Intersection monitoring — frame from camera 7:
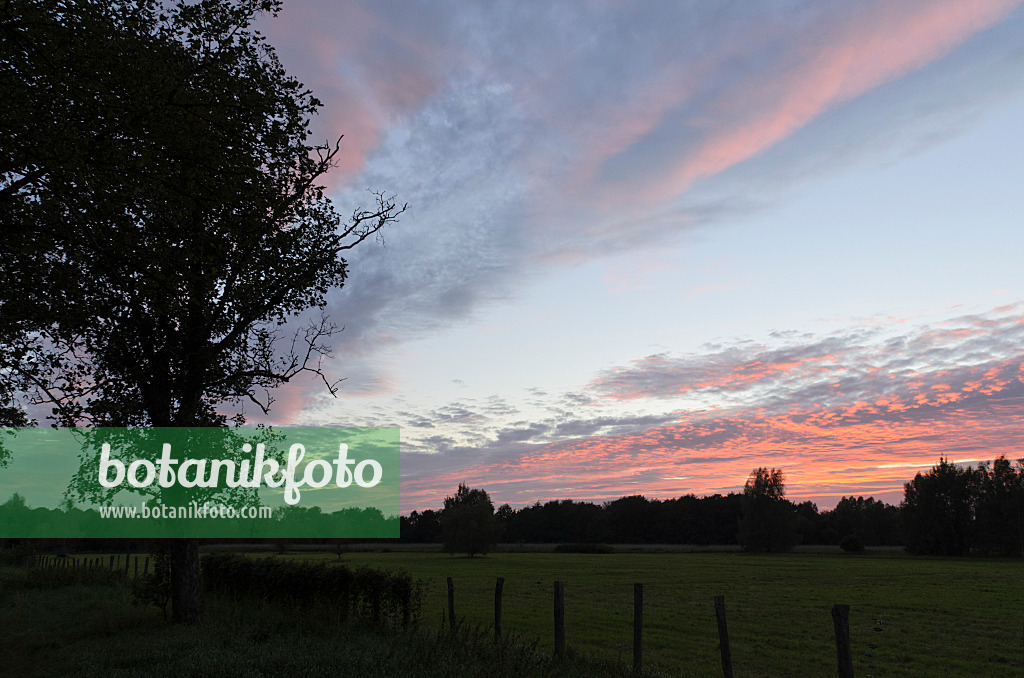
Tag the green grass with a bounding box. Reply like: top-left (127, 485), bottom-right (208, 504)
top-left (0, 563), bottom-right (647, 678)
top-left (280, 549), bottom-right (1024, 677)
top-left (3, 550), bottom-right (1023, 676)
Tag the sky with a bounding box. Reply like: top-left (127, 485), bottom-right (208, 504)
top-left (251, 0), bottom-right (1024, 513)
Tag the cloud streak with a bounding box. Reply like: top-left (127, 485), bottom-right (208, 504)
top-left (255, 2), bottom-right (1024, 397)
top-left (396, 306), bottom-right (1024, 510)
top-left (247, 3), bottom-right (1024, 513)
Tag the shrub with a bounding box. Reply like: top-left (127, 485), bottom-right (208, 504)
top-left (0, 541), bottom-right (36, 566)
top-left (840, 534), bottom-right (865, 553)
top-left (202, 553), bottom-right (422, 628)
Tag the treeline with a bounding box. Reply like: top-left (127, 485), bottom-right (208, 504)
top-left (401, 492), bottom-right (901, 548)
top-left (902, 456), bottom-right (1024, 556)
top-left (405, 455), bottom-right (1024, 557)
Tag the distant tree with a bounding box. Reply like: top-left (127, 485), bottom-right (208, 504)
top-left (441, 484), bottom-right (500, 556)
top-left (900, 458), bottom-right (981, 556)
top-left (737, 468), bottom-right (798, 552)
top-left (792, 500), bottom-right (825, 545)
top-left (494, 502), bottom-right (514, 542)
top-left (825, 496), bottom-right (901, 547)
top-left (974, 456), bottom-right (1024, 557)
top-left (401, 509), bottom-right (442, 543)
top-left (0, 0), bottom-right (402, 623)
top-left (1, 492), bottom-right (27, 509)
top-left (696, 493), bottom-right (744, 545)
top-left (604, 495), bottom-right (654, 543)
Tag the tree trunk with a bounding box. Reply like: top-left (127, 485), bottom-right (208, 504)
top-left (169, 538), bottom-right (204, 623)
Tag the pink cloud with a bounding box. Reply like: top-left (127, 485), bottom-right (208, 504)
top-left (584, 0), bottom-right (1022, 204)
top-left (261, 1), bottom-right (451, 186)
top-left (401, 308), bottom-right (1024, 512)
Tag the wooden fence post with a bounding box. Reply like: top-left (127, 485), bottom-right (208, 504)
top-left (714, 595), bottom-right (734, 678)
top-left (143, 556), bottom-right (149, 576)
top-left (446, 576), bottom-right (456, 632)
top-left (554, 580), bottom-right (565, 656)
top-left (124, 550), bottom-right (131, 576)
top-left (494, 577), bottom-right (505, 641)
top-left (108, 554), bottom-right (115, 570)
top-left (832, 604), bottom-right (854, 678)
top-left (633, 583), bottom-right (643, 673)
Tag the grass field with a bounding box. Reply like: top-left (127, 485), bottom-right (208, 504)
top-left (2, 549), bottom-right (1023, 676)
top-left (283, 549), bottom-right (1024, 677)
top-left (0, 562), bottom-right (637, 678)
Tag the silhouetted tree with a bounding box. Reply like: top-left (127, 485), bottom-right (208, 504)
top-left (0, 0), bottom-right (402, 622)
top-left (793, 500), bottom-right (825, 545)
top-left (401, 509), bottom-right (442, 543)
top-left (737, 467), bottom-right (798, 552)
top-left (974, 456), bottom-right (1024, 557)
top-left (825, 496), bottom-right (901, 547)
top-left (441, 484), bottom-right (500, 556)
top-left (901, 458), bottom-right (981, 555)
top-left (605, 495), bottom-right (654, 543)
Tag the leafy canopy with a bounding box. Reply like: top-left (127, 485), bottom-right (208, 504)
top-left (0, 0), bottom-right (404, 429)
top-left (1, 0), bottom-right (404, 623)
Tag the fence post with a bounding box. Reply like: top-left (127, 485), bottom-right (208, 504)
top-left (714, 595), bottom-right (734, 678)
top-left (108, 554), bottom-right (115, 570)
top-left (832, 604), bottom-right (854, 678)
top-left (143, 556), bottom-right (149, 576)
top-left (554, 580), bottom-right (565, 656)
top-left (495, 577), bottom-right (505, 641)
top-left (633, 583), bottom-right (643, 673)
top-left (446, 576), bottom-right (456, 632)
top-left (124, 550), bottom-right (131, 576)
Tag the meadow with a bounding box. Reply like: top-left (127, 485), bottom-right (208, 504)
top-left (291, 548), bottom-right (1024, 677)
top-left (1, 548), bottom-right (1022, 677)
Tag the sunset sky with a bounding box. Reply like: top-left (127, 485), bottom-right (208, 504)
top-left (251, 1), bottom-right (1024, 513)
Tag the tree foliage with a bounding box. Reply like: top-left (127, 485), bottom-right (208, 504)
top-left (2, 0), bottom-right (403, 428)
top-left (737, 467), bottom-right (798, 552)
top-left (900, 457), bottom-right (980, 556)
top-left (901, 456), bottom-right (1024, 556)
top-left (825, 496), bottom-right (901, 547)
top-left (441, 484), bottom-right (500, 557)
top-left (1, 0), bottom-right (402, 622)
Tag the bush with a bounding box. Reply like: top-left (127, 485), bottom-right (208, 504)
top-left (202, 553), bottom-right (422, 628)
top-left (553, 543), bottom-right (615, 554)
top-left (0, 540), bottom-right (37, 566)
top-left (840, 534), bottom-right (865, 553)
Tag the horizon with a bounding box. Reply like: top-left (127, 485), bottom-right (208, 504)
top-left (238, 1), bottom-right (1024, 514)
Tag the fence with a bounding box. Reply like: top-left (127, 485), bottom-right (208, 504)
top-left (33, 552), bottom-right (152, 578)
top-left (444, 574), bottom-right (866, 677)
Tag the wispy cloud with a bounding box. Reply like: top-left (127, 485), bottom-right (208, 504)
top-left (248, 3), bottom-right (1024, 512)
top-left (394, 306), bottom-right (1024, 510)
top-left (255, 1), bottom-right (1024, 399)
